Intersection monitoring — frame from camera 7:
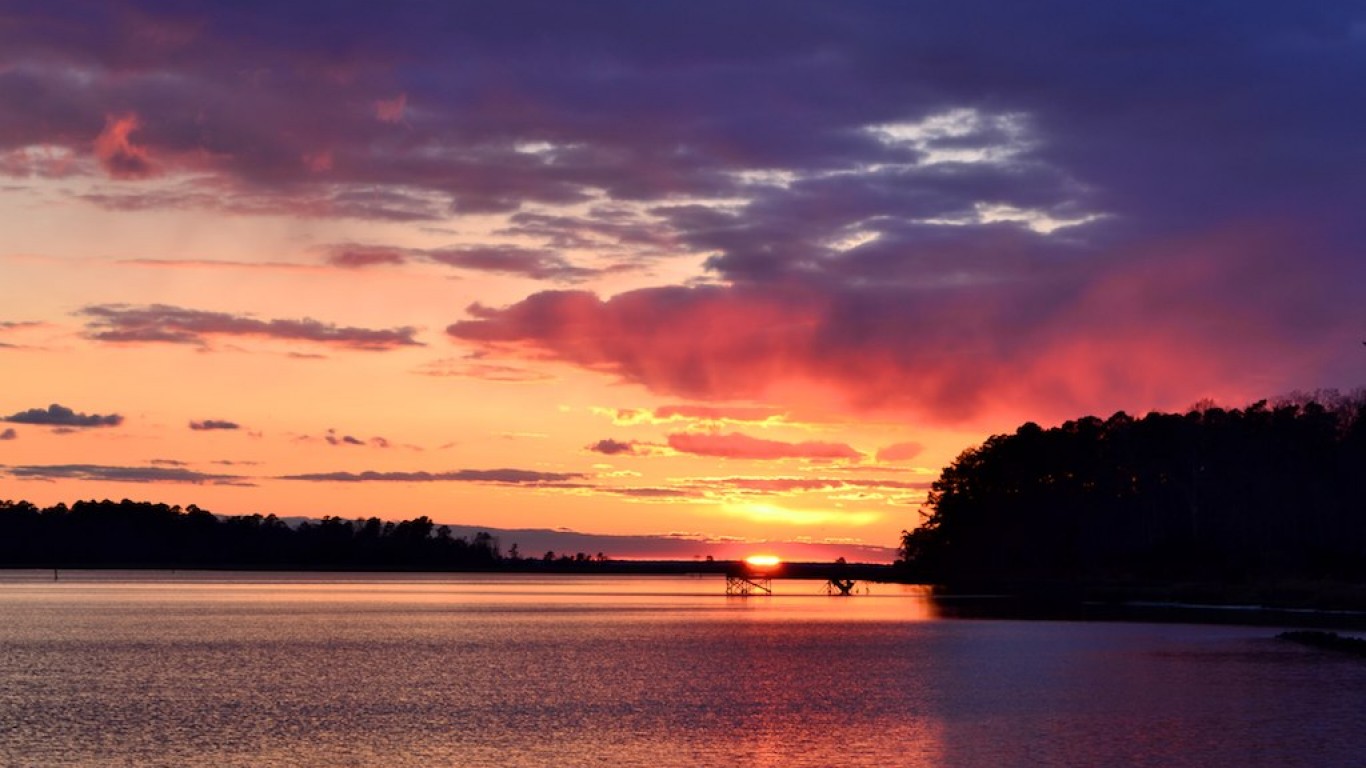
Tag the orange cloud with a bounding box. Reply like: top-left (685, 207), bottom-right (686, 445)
top-left (876, 441), bottom-right (924, 462)
top-left (93, 113), bottom-right (158, 179)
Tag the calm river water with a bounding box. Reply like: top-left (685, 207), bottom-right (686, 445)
top-left (1, 571), bottom-right (1364, 767)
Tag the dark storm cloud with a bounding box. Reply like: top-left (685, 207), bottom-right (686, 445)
top-left (78, 304), bottom-right (421, 350)
top-left (4, 403), bottom-right (123, 428)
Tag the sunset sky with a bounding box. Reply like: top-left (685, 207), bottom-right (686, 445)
top-left (2, 2), bottom-right (1363, 561)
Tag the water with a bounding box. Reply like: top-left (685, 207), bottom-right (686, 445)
top-left (1, 571), bottom-right (1364, 767)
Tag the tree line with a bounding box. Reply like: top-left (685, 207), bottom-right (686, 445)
top-left (0, 499), bottom-right (509, 570)
top-left (901, 391), bottom-right (1366, 588)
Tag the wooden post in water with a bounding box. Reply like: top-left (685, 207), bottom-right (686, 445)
top-left (827, 577), bottom-right (857, 596)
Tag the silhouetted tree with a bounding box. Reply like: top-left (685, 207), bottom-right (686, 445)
top-left (902, 391), bottom-right (1366, 587)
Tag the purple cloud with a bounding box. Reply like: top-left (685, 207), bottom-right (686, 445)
top-left (279, 468), bottom-right (584, 484)
top-left (4, 403), bottom-right (123, 428)
top-left (587, 438), bottom-right (640, 456)
top-left (326, 247), bottom-right (408, 268)
top-left (1, 464), bottom-right (252, 486)
top-left (78, 304), bottom-right (421, 351)
top-left (0, 428), bottom-right (15, 440)
top-left (190, 419), bottom-right (240, 431)
top-left (324, 243), bottom-right (605, 283)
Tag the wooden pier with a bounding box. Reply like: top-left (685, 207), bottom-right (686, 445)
top-left (724, 558), bottom-right (889, 596)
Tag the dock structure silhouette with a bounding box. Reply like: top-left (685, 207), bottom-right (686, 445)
top-left (725, 559), bottom-right (882, 596)
top-left (725, 562), bottom-right (773, 596)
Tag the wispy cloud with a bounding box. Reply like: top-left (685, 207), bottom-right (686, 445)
top-left (78, 304), bottom-right (422, 351)
top-left (2, 464), bottom-right (252, 486)
top-left (324, 243), bottom-right (609, 283)
top-left (414, 354), bottom-right (553, 382)
top-left (278, 468), bottom-right (584, 484)
top-left (0, 428), bottom-right (16, 440)
top-left (666, 432), bottom-right (862, 461)
top-left (318, 428), bottom-right (389, 448)
top-left (876, 442), bottom-right (925, 462)
top-left (4, 404), bottom-right (123, 428)
top-left (602, 405), bottom-right (790, 427)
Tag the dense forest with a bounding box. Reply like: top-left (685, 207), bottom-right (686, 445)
top-left (0, 499), bottom-right (510, 570)
top-left (901, 392), bottom-right (1366, 589)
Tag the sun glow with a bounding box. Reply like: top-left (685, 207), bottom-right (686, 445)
top-left (744, 554), bottom-right (782, 569)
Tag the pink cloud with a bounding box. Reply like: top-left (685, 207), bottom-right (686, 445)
top-left (449, 221), bottom-right (1342, 428)
top-left (667, 432), bottom-right (862, 461)
top-left (93, 113), bottom-right (158, 179)
top-left (375, 93), bottom-right (407, 123)
top-left (301, 149), bottom-right (333, 172)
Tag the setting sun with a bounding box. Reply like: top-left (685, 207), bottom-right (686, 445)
top-left (744, 554), bottom-right (782, 569)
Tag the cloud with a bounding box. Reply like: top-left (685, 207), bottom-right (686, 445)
top-left (93, 113), bottom-right (158, 179)
top-left (602, 405), bottom-right (789, 426)
top-left (1, 464), bottom-right (252, 486)
top-left (414, 354), bottom-right (553, 382)
top-left (0, 428), bottom-right (15, 440)
top-left (278, 468), bottom-right (584, 484)
top-left (652, 405), bottom-right (786, 423)
top-left (78, 304), bottom-right (421, 351)
top-left (375, 92), bottom-right (407, 123)
top-left (318, 429), bottom-right (389, 448)
top-left (605, 487), bottom-right (694, 499)
top-left (425, 246), bottom-right (602, 283)
top-left (876, 442), bottom-right (925, 462)
top-left (666, 432), bottom-right (862, 461)
top-left (449, 230), bottom-right (1334, 424)
top-left (4, 403), bottom-right (123, 428)
top-left (587, 438), bottom-right (641, 456)
top-left (189, 419), bottom-right (240, 431)
top-left (326, 247), bottom-right (407, 268)
top-left (324, 243), bottom-right (604, 283)
top-left (4, 2), bottom-right (1364, 426)
top-left (697, 476), bottom-right (932, 494)
top-left (118, 259), bottom-right (321, 273)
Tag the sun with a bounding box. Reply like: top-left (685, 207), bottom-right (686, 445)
top-left (744, 554), bottom-right (782, 570)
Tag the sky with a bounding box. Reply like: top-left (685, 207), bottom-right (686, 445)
top-left (2, 1), bottom-right (1364, 562)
